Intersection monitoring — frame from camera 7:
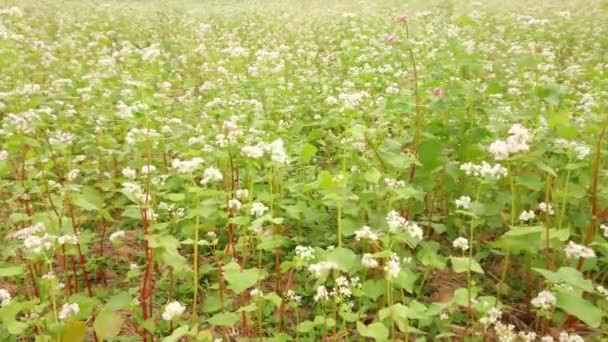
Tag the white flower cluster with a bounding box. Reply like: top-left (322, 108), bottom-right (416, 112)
top-left (314, 285), bottom-right (329, 302)
top-left (235, 189), bottom-right (249, 200)
top-left (460, 161), bottom-right (508, 179)
top-left (286, 290), bottom-right (301, 304)
top-left (57, 235), bottom-right (79, 245)
top-left (295, 245), bottom-right (315, 261)
top-left (354, 225), bottom-right (379, 241)
top-left (0, 289), bottom-right (11, 306)
top-left (109, 230), bottom-right (125, 242)
top-left (122, 181), bottom-right (148, 203)
top-left (250, 202), bottom-right (269, 217)
top-left (384, 178), bottom-right (405, 188)
top-left (171, 157), bottom-right (204, 174)
top-left (531, 290), bottom-right (556, 310)
top-left (385, 211), bottom-right (423, 240)
top-left (479, 307), bottom-right (502, 326)
top-left (452, 237), bottom-right (469, 251)
top-left (455, 196), bottom-right (471, 209)
top-left (361, 253), bottom-right (379, 268)
top-left (538, 202), bottom-right (555, 215)
top-left (200, 166), bottom-right (223, 185)
top-left (241, 138), bottom-right (288, 165)
top-left (384, 252), bottom-right (401, 279)
top-left (554, 139), bottom-right (591, 160)
top-left (162, 300), bottom-right (186, 321)
top-left (121, 167), bottom-right (136, 179)
top-left (59, 303), bottom-right (80, 320)
top-left (557, 332), bottom-right (585, 342)
top-left (308, 261), bottom-right (337, 277)
top-left (228, 199), bottom-right (241, 210)
top-left (519, 210), bottom-right (536, 222)
top-left (564, 241), bottom-right (595, 259)
top-left (600, 223), bottom-right (608, 238)
top-left (14, 223), bottom-right (56, 254)
top-left (488, 124), bottom-right (531, 160)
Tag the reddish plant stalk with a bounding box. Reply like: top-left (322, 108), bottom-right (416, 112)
top-left (67, 199), bottom-right (93, 297)
top-left (577, 126), bottom-right (607, 271)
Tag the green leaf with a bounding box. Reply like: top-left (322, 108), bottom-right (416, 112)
top-left (165, 193), bottom-right (185, 202)
top-left (208, 312), bottom-right (240, 327)
top-left (61, 321), bottom-right (87, 342)
top-left (300, 143), bottom-right (317, 164)
top-left (417, 241), bottom-right (446, 269)
top-left (450, 256), bottom-right (484, 274)
top-left (0, 266), bottom-right (24, 277)
top-left (71, 193), bottom-right (98, 211)
top-left (363, 168), bottom-right (381, 184)
top-left (556, 291), bottom-right (603, 328)
top-left (297, 320), bottom-right (316, 333)
top-left (162, 324), bottom-right (190, 342)
top-left (326, 247), bottom-right (359, 273)
top-left (94, 308), bottom-right (123, 340)
top-left (532, 267), bottom-right (593, 292)
top-left (224, 263), bottom-right (260, 294)
top-left (356, 321), bottom-right (389, 342)
top-left (418, 140), bottom-right (442, 170)
top-left (362, 279), bottom-right (386, 301)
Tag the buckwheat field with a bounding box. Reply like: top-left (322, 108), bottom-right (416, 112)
top-left (0, 0), bottom-right (607, 341)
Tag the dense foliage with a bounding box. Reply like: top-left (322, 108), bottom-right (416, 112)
top-left (0, 0), bottom-right (607, 340)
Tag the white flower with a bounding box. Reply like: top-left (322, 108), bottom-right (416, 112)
top-left (57, 235), bottom-right (78, 245)
top-left (23, 234), bottom-right (54, 254)
top-left (141, 165), bottom-right (156, 175)
top-left (531, 290), bottom-right (556, 310)
top-left (0, 289), bottom-right (11, 306)
top-left (479, 307), bottom-right (502, 326)
top-left (308, 261), bottom-right (337, 277)
top-left (228, 199), bottom-right (242, 210)
top-left (354, 225), bottom-right (379, 241)
top-left (600, 224), bottom-right (608, 238)
top-left (488, 140), bottom-right (510, 160)
top-left (161, 301), bottom-right (186, 321)
top-left (460, 161), bottom-right (508, 179)
top-left (267, 138), bottom-right (288, 165)
top-left (250, 288), bottom-right (263, 298)
top-left (597, 285), bottom-right (608, 298)
top-left (494, 322), bottom-right (516, 342)
top-left (59, 303), bottom-right (80, 320)
top-left (313, 286), bottom-right (329, 302)
top-left (109, 230), bottom-right (125, 242)
top-left (286, 290), bottom-right (301, 304)
top-left (538, 202), bottom-right (555, 215)
top-left (558, 332), bottom-right (584, 342)
top-left (361, 254), bottom-right (379, 268)
top-left (384, 253), bottom-right (401, 279)
top-left (452, 237), bottom-right (469, 251)
top-left (519, 210), bottom-right (536, 222)
top-left (564, 241), bottom-right (595, 259)
top-left (384, 178), bottom-right (405, 188)
top-left (67, 169), bottom-right (80, 182)
top-left (171, 157), bottom-right (204, 174)
top-left (121, 167), bottom-right (136, 179)
top-left (455, 196), bottom-right (471, 209)
top-left (0, 150), bottom-right (8, 161)
top-left (386, 210), bottom-right (406, 232)
top-left (295, 245), bottom-right (315, 261)
top-left (201, 167), bottom-right (223, 185)
top-left (541, 335), bottom-right (555, 342)
top-left (241, 143), bottom-right (266, 159)
top-left (250, 202), bottom-right (268, 217)
top-left (235, 189), bottom-right (249, 200)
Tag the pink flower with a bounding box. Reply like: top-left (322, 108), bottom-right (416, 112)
top-left (386, 34), bottom-right (398, 43)
top-left (397, 15), bottom-right (407, 23)
top-left (433, 87), bottom-right (445, 97)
